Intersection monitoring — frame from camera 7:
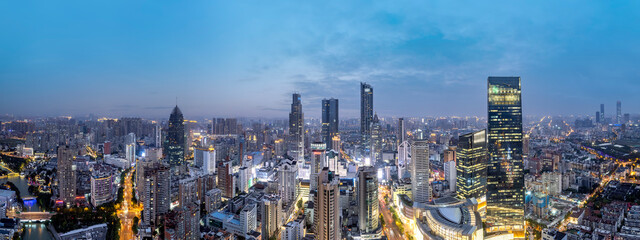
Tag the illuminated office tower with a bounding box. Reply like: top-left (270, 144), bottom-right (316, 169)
top-left (370, 113), bottom-right (382, 165)
top-left (166, 105), bottom-right (185, 175)
top-left (313, 168), bottom-right (341, 240)
top-left (617, 101), bottom-right (622, 124)
top-left (322, 98), bottom-right (339, 151)
top-left (456, 130), bottom-right (487, 202)
top-left (358, 166), bottom-right (380, 236)
top-left (288, 94), bottom-right (305, 163)
top-left (486, 77), bottom-right (524, 234)
top-left (411, 140), bottom-right (431, 204)
top-left (360, 82), bottom-right (374, 156)
top-left (57, 145), bottom-right (76, 206)
top-left (310, 142), bottom-right (326, 191)
top-left (91, 171), bottom-right (113, 207)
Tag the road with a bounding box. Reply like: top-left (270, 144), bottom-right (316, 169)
top-left (378, 186), bottom-right (403, 240)
top-left (118, 169), bottom-right (142, 240)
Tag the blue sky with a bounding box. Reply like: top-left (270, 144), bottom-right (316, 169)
top-left (1, 1), bottom-right (639, 118)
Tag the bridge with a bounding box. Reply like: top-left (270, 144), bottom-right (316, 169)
top-left (7, 211), bottom-right (55, 222)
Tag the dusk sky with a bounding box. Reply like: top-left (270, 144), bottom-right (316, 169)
top-left (2, 1), bottom-right (640, 119)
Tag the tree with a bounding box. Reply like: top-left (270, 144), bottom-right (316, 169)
top-left (297, 199), bottom-right (303, 209)
top-left (133, 216), bottom-right (140, 234)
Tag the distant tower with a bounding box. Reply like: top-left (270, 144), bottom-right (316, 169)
top-left (617, 101), bottom-right (622, 124)
top-left (600, 103), bottom-right (605, 123)
top-left (486, 77), bottom-right (524, 234)
top-left (155, 123), bottom-right (162, 148)
top-left (360, 82), bottom-right (374, 156)
top-left (166, 105), bottom-right (185, 175)
top-left (411, 140), bottom-right (431, 204)
top-left (370, 113), bottom-right (382, 165)
top-left (358, 166), bottom-right (380, 235)
top-left (57, 145), bottom-right (76, 207)
top-left (288, 93), bottom-right (305, 163)
top-left (321, 98), bottom-right (339, 151)
top-left (596, 111), bottom-right (601, 124)
top-left (398, 118), bottom-right (406, 144)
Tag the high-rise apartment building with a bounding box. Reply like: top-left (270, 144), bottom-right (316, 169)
top-left (261, 195), bottom-right (283, 239)
top-left (313, 168), bottom-right (341, 240)
top-left (397, 141), bottom-right (411, 180)
top-left (90, 172), bottom-right (112, 207)
top-left (358, 166), bottom-right (380, 235)
top-left (143, 164), bottom-right (171, 226)
top-left (288, 93), bottom-right (305, 163)
top-left (217, 161), bottom-right (235, 198)
top-left (166, 105), bottom-right (185, 174)
top-left (57, 145), bottom-right (76, 206)
top-left (456, 130), bottom-right (487, 202)
top-left (321, 98), bottom-right (339, 151)
top-left (486, 77), bottom-right (525, 234)
top-left (277, 159), bottom-right (299, 206)
top-left (360, 82), bottom-right (374, 156)
top-left (411, 140), bottom-right (431, 204)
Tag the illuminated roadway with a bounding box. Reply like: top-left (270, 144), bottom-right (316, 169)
top-left (118, 169), bottom-right (142, 239)
top-left (378, 185), bottom-right (404, 240)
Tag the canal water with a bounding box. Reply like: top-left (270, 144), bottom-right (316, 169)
top-left (0, 175), bottom-right (53, 240)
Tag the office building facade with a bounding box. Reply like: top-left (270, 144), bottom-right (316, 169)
top-left (486, 77), bottom-right (525, 234)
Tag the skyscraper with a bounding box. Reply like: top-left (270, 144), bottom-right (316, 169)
top-left (617, 100), bottom-right (622, 124)
top-left (277, 159), bottom-right (299, 207)
top-left (411, 140), bottom-right (431, 204)
top-left (261, 195), bottom-right (283, 239)
top-left (370, 113), bottom-right (382, 165)
top-left (166, 105), bottom-right (185, 174)
top-left (358, 166), bottom-right (380, 235)
top-left (486, 77), bottom-right (524, 234)
top-left (398, 118), bottom-right (406, 144)
top-left (321, 98), bottom-right (339, 151)
top-left (57, 145), bottom-right (76, 207)
top-left (456, 130), bottom-right (487, 202)
top-left (360, 82), bottom-right (374, 156)
top-left (143, 163), bottom-right (171, 226)
top-left (596, 111), bottom-right (601, 124)
top-left (310, 142), bottom-right (326, 191)
top-left (313, 168), bottom-right (341, 240)
top-left (600, 103), bottom-right (605, 123)
top-left (288, 93), bottom-right (304, 163)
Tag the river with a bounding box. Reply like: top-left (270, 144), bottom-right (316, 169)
top-left (0, 175), bottom-right (53, 240)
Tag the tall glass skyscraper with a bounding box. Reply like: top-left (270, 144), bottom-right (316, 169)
top-left (321, 98), bottom-right (339, 151)
top-left (166, 105), bottom-right (185, 174)
top-left (289, 93), bottom-right (304, 163)
top-left (486, 77), bottom-right (524, 235)
top-left (360, 82), bottom-right (373, 157)
top-left (456, 130), bottom-right (487, 202)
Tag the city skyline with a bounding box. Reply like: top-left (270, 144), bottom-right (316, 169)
top-left (3, 1), bottom-right (640, 118)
